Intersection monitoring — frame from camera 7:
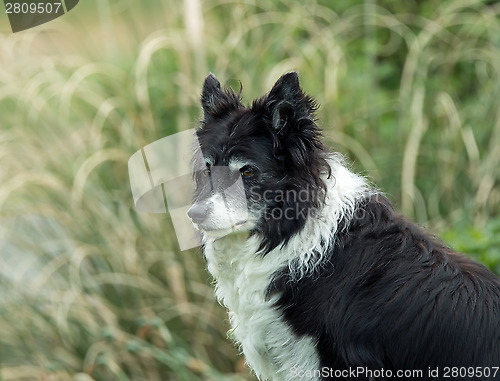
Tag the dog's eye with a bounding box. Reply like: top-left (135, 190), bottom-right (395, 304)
top-left (241, 167), bottom-right (255, 178)
top-left (203, 165), bottom-right (211, 176)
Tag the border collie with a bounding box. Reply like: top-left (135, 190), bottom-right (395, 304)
top-left (187, 72), bottom-right (500, 380)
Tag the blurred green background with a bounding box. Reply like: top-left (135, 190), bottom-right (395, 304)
top-left (0, 0), bottom-right (499, 380)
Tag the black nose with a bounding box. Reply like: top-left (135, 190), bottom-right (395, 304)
top-left (187, 203), bottom-right (208, 223)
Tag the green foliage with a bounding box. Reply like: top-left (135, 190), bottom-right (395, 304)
top-left (0, 0), bottom-right (499, 380)
top-left (443, 218), bottom-right (500, 275)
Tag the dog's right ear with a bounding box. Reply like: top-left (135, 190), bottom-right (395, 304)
top-left (201, 73), bottom-right (222, 120)
top-left (201, 73), bottom-right (242, 122)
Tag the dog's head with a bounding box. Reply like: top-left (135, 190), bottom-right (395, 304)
top-left (188, 72), bottom-right (331, 252)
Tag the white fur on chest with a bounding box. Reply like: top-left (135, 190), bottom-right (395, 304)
top-left (204, 235), bottom-right (321, 381)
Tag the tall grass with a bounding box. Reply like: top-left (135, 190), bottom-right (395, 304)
top-left (0, 0), bottom-right (499, 380)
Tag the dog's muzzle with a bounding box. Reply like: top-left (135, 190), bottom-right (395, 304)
top-left (187, 203), bottom-right (208, 224)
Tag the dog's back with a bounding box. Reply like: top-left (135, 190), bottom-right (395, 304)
top-left (269, 194), bottom-right (500, 379)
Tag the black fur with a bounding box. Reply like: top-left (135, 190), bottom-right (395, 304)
top-left (268, 194), bottom-right (500, 380)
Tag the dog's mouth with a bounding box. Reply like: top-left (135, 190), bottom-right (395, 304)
top-left (192, 220), bottom-right (249, 238)
top-left (233, 220), bottom-right (248, 228)
top-left (195, 220), bottom-right (248, 232)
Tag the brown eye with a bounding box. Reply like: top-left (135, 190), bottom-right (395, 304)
top-left (241, 168), bottom-right (255, 177)
top-left (203, 166), bottom-right (211, 176)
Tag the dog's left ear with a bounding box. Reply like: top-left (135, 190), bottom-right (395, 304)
top-left (201, 73), bottom-right (242, 122)
top-left (266, 72), bottom-right (317, 134)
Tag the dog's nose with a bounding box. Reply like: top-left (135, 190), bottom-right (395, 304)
top-left (187, 203), bottom-right (208, 223)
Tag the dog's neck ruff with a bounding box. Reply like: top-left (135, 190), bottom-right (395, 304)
top-left (202, 156), bottom-right (370, 380)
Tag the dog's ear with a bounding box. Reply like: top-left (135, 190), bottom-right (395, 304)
top-left (266, 72), bottom-right (317, 134)
top-left (264, 73), bottom-right (326, 177)
top-left (201, 73), bottom-right (223, 120)
top-left (201, 73), bottom-right (242, 122)
top-left (268, 71), bottom-right (301, 103)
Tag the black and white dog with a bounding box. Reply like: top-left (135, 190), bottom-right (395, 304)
top-left (187, 72), bottom-right (500, 380)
